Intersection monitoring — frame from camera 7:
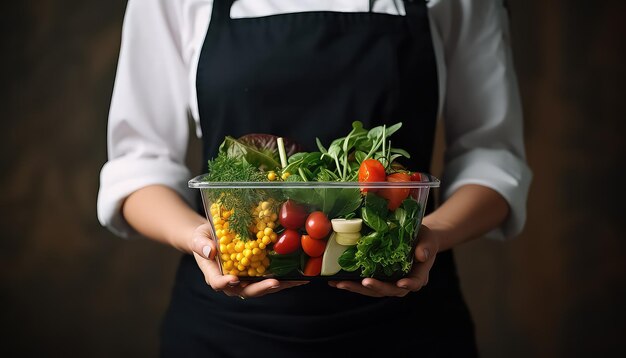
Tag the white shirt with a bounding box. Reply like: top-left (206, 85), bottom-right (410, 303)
top-left (98, 0), bottom-right (532, 240)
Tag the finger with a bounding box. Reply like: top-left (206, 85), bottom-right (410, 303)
top-left (397, 256), bottom-right (435, 291)
top-left (415, 226), bottom-right (438, 263)
top-left (333, 281), bottom-right (385, 297)
top-left (361, 278), bottom-right (410, 297)
top-left (239, 280), bottom-right (310, 298)
top-left (193, 252), bottom-right (239, 291)
top-left (190, 224), bottom-right (217, 260)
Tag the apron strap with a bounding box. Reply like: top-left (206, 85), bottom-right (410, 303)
top-left (211, 0), bottom-right (236, 26)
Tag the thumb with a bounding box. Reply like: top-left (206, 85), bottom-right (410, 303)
top-left (191, 223), bottom-right (217, 260)
top-left (414, 225), bottom-right (438, 263)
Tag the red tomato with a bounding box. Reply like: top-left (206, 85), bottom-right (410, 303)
top-left (279, 200), bottom-right (307, 229)
top-left (378, 172), bottom-right (411, 211)
top-left (358, 159), bottom-right (386, 192)
top-left (410, 172), bottom-right (422, 181)
top-left (273, 229), bottom-right (301, 255)
top-left (305, 211), bottom-right (331, 239)
top-left (301, 234), bottom-right (327, 257)
top-left (303, 256), bottom-right (322, 276)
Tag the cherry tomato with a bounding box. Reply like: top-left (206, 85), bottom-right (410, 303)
top-left (301, 234), bottom-right (327, 257)
top-left (273, 229), bottom-right (301, 255)
top-left (410, 172), bottom-right (422, 181)
top-left (305, 211), bottom-right (331, 239)
top-left (358, 159), bottom-right (386, 192)
top-left (409, 172), bottom-right (422, 198)
top-left (279, 200), bottom-right (308, 229)
top-left (378, 172), bottom-right (411, 211)
top-left (303, 256), bottom-right (322, 276)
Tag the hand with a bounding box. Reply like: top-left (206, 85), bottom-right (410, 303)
top-left (328, 224), bottom-right (439, 297)
top-left (190, 223), bottom-right (308, 298)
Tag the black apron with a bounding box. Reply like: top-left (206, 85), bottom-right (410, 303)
top-left (161, 1), bottom-right (477, 357)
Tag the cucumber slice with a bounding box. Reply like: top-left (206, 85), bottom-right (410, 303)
top-left (335, 232), bottom-right (361, 246)
top-left (331, 218), bottom-right (363, 233)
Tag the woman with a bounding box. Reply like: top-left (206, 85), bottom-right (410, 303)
top-left (98, 0), bottom-right (531, 356)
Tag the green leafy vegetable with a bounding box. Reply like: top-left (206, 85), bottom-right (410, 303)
top-left (340, 197), bottom-right (422, 277)
top-left (219, 136), bottom-right (281, 171)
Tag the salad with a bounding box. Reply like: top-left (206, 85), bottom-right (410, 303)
top-left (189, 121), bottom-right (438, 280)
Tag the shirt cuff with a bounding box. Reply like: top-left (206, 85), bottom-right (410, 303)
top-left (97, 157), bottom-right (196, 238)
top-left (441, 148), bottom-right (532, 240)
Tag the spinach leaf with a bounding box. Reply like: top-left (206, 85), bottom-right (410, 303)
top-left (361, 207), bottom-right (389, 233)
top-left (338, 246), bottom-right (359, 272)
top-left (363, 193), bottom-right (389, 219)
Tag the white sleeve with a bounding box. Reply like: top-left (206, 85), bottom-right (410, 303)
top-left (430, 0), bottom-right (532, 239)
top-left (97, 0), bottom-right (196, 238)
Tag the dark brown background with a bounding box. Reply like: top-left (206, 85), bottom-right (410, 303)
top-left (2, 1), bottom-right (625, 357)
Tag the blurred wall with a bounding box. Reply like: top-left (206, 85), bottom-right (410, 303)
top-left (1, 1), bottom-right (625, 357)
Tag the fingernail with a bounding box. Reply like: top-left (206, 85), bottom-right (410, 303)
top-left (364, 283), bottom-right (372, 288)
top-left (228, 281), bottom-right (239, 287)
top-left (423, 249), bottom-right (430, 260)
top-left (202, 245), bottom-right (212, 258)
top-left (270, 285), bottom-right (280, 289)
top-left (399, 284), bottom-right (408, 289)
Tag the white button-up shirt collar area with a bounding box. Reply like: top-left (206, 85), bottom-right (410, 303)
top-left (98, 0), bottom-right (532, 240)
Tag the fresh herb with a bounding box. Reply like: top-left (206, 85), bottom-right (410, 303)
top-left (205, 152), bottom-right (265, 239)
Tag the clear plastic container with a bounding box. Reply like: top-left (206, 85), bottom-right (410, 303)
top-left (189, 174), bottom-right (440, 281)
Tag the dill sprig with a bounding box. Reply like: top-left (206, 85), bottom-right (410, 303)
top-left (205, 153), bottom-right (266, 240)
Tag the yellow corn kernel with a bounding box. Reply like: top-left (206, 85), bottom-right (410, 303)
top-left (223, 261), bottom-right (233, 270)
top-left (281, 172), bottom-right (290, 180)
top-left (236, 253), bottom-right (243, 261)
top-left (237, 264), bottom-right (246, 271)
top-left (256, 231), bottom-right (264, 240)
top-left (261, 201), bottom-right (270, 210)
top-left (229, 269), bottom-right (239, 276)
top-left (261, 236), bottom-right (271, 245)
top-left (256, 265), bottom-right (266, 274)
top-left (227, 243), bottom-right (235, 252)
top-left (213, 218), bottom-right (224, 225)
top-left (221, 253), bottom-right (230, 261)
top-left (256, 221), bottom-right (266, 231)
top-left (222, 211), bottom-right (231, 219)
top-left (219, 244), bottom-right (227, 253)
top-left (252, 248), bottom-right (261, 256)
top-left (270, 232), bottom-right (277, 240)
top-left (250, 241), bottom-right (259, 249)
top-left (270, 213), bottom-right (278, 221)
top-left (258, 243), bottom-right (266, 250)
top-left (262, 257), bottom-right (270, 266)
top-left (241, 257), bottom-right (250, 266)
top-left (243, 249), bottom-right (252, 258)
top-left (235, 242), bottom-right (244, 253)
top-left (267, 171), bottom-right (277, 181)
top-left (267, 222), bottom-right (276, 229)
top-left (248, 268), bottom-right (257, 276)
top-left (214, 223), bottom-right (223, 230)
top-left (250, 261), bottom-right (261, 268)
top-left (263, 227), bottom-right (273, 236)
top-left (250, 255), bottom-right (261, 262)
top-left (230, 253), bottom-right (237, 261)
top-left (271, 235), bottom-right (278, 243)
